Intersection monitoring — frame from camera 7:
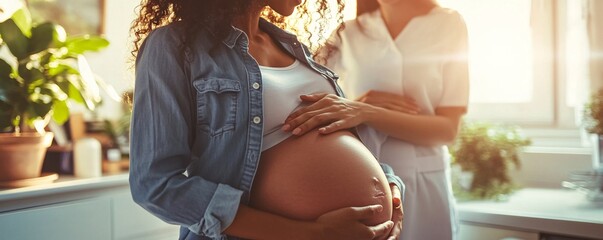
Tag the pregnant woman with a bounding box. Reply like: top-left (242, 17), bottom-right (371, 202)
top-left (128, 0), bottom-right (404, 239)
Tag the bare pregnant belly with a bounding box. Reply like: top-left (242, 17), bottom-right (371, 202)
top-left (249, 130), bottom-right (393, 226)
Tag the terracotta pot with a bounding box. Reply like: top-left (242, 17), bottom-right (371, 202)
top-left (0, 132), bottom-right (54, 181)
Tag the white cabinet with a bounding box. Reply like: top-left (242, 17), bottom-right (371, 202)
top-left (112, 192), bottom-right (180, 240)
top-left (0, 174), bottom-right (180, 240)
top-left (458, 223), bottom-right (540, 240)
top-left (0, 198), bottom-right (112, 240)
top-left (456, 189), bottom-right (603, 240)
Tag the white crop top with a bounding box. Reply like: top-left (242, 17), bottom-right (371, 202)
top-left (260, 60), bottom-right (335, 151)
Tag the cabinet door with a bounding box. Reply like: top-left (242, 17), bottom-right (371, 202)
top-left (0, 198), bottom-right (112, 240)
top-left (112, 192), bottom-right (180, 240)
top-left (459, 223), bottom-right (540, 240)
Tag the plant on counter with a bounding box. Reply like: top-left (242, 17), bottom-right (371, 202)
top-left (583, 88), bottom-right (603, 135)
top-left (0, 4), bottom-right (113, 183)
top-left (97, 90), bottom-right (132, 159)
top-left (0, 5), bottom-right (112, 133)
top-left (583, 88), bottom-right (603, 171)
top-left (450, 121), bottom-right (531, 201)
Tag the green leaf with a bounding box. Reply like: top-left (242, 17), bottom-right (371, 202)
top-left (0, 100), bottom-right (17, 130)
top-left (67, 80), bottom-right (85, 104)
top-left (24, 106), bottom-right (40, 126)
top-left (51, 100), bottom-right (69, 124)
top-left (0, 18), bottom-right (29, 60)
top-left (10, 8), bottom-right (32, 38)
top-left (0, 59), bottom-right (12, 78)
top-left (28, 22), bottom-right (55, 55)
top-left (48, 62), bottom-right (77, 77)
top-left (18, 64), bottom-right (44, 86)
top-left (56, 80), bottom-right (70, 94)
top-left (0, 65), bottom-right (25, 104)
top-left (0, 79), bottom-right (21, 102)
top-left (30, 101), bottom-right (52, 119)
top-left (65, 35), bottom-right (109, 55)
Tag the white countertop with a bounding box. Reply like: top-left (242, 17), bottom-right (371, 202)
top-left (457, 188), bottom-right (603, 239)
top-left (0, 173), bottom-right (129, 210)
top-left (2, 176), bottom-right (602, 239)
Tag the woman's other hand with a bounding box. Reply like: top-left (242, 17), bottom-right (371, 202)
top-left (313, 204), bottom-right (394, 240)
top-left (386, 184), bottom-right (404, 240)
top-left (357, 90), bottom-right (420, 114)
top-left (283, 93), bottom-right (370, 135)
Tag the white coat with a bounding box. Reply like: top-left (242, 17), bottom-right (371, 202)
top-left (323, 7), bottom-right (469, 240)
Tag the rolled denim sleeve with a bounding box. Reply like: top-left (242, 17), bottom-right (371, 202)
top-left (380, 163), bottom-right (405, 202)
top-left (189, 184), bottom-right (242, 237)
top-left (129, 27), bottom-right (241, 238)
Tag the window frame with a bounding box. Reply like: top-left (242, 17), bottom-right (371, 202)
top-left (455, 0), bottom-right (590, 148)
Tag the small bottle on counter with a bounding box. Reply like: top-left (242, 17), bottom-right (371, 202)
top-left (103, 148), bottom-right (123, 174)
top-left (73, 137), bottom-right (102, 178)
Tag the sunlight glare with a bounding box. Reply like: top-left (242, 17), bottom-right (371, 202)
top-left (440, 0), bottom-right (534, 103)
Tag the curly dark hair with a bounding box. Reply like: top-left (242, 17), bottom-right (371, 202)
top-left (130, 0), bottom-right (345, 61)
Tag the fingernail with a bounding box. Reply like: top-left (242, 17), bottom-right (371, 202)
top-left (393, 197), bottom-right (401, 207)
top-left (282, 124), bottom-right (290, 131)
top-left (292, 128), bottom-right (301, 135)
top-left (318, 127), bottom-right (325, 133)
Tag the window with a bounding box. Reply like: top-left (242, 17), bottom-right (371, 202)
top-left (324, 0), bottom-right (592, 147)
top-left (439, 0), bottom-right (592, 147)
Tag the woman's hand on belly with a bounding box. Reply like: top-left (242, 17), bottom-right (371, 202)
top-left (385, 184), bottom-right (404, 240)
top-left (312, 204), bottom-right (394, 240)
top-left (282, 93), bottom-right (371, 136)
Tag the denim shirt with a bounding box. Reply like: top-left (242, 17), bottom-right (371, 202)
top-left (130, 18), bottom-right (404, 240)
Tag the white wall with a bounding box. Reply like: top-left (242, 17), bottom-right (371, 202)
top-left (85, 0), bottom-right (139, 121)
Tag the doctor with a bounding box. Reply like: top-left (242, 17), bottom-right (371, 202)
top-left (283, 0), bottom-right (469, 239)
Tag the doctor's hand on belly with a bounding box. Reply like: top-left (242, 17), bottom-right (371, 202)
top-left (356, 90), bottom-right (420, 115)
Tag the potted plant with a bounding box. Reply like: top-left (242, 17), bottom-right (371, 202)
top-left (450, 121), bottom-right (531, 200)
top-left (583, 88), bottom-right (603, 171)
top-left (0, 5), bottom-right (110, 182)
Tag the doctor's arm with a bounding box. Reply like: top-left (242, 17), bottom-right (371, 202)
top-left (360, 104), bottom-right (466, 145)
top-left (282, 93), bottom-right (466, 146)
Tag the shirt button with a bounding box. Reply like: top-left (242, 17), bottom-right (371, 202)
top-left (252, 82), bottom-right (260, 89)
top-left (253, 116), bottom-right (261, 124)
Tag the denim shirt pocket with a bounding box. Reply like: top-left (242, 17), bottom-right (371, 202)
top-left (193, 78), bottom-right (241, 136)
